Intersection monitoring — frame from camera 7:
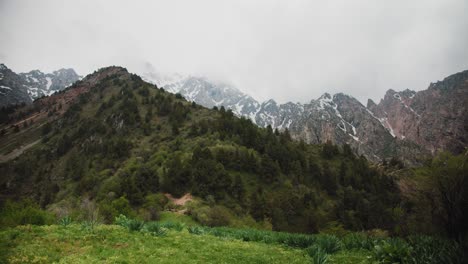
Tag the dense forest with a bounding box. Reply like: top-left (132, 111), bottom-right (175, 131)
top-left (0, 68), bottom-right (466, 257)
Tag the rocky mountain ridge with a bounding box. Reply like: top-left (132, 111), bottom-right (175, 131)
top-left (0, 63), bottom-right (81, 107)
top-left (144, 69), bottom-right (467, 163)
top-left (368, 70), bottom-right (468, 155)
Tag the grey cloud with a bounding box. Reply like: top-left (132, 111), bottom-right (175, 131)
top-left (1, 0), bottom-right (467, 104)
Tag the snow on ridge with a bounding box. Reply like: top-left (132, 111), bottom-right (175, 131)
top-left (213, 98), bottom-right (225, 106)
top-left (349, 134), bottom-right (360, 142)
top-left (338, 120), bottom-right (346, 132)
top-left (46, 77), bottom-right (52, 88)
top-left (393, 91), bottom-right (421, 118)
top-left (366, 108), bottom-right (396, 138)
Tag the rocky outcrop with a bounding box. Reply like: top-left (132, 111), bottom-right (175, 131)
top-left (369, 70), bottom-right (468, 155)
top-left (19, 68), bottom-right (80, 100)
top-left (145, 68), bottom-right (468, 164)
top-left (0, 63), bottom-right (81, 107)
top-left (0, 64), bottom-right (32, 107)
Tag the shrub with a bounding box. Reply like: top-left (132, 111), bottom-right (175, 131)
top-left (159, 221), bottom-right (185, 232)
top-left (81, 220), bottom-right (99, 232)
top-left (342, 233), bottom-right (375, 251)
top-left (308, 247), bottom-right (328, 264)
top-left (100, 194), bottom-right (136, 223)
top-left (282, 233), bottom-right (315, 248)
top-left (314, 235), bottom-right (341, 254)
top-left (0, 200), bottom-right (55, 227)
top-left (127, 219), bottom-right (145, 232)
top-left (191, 205), bottom-right (232, 227)
top-left (144, 222), bottom-right (167, 237)
top-left (188, 226), bottom-right (206, 235)
top-left (372, 238), bottom-right (412, 264)
top-left (58, 216), bottom-right (73, 227)
top-left (115, 214), bottom-right (130, 228)
top-left (143, 193), bottom-right (168, 220)
top-left (406, 235), bottom-right (463, 264)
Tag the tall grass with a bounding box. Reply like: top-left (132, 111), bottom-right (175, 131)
top-left (113, 215), bottom-right (464, 264)
top-left (406, 235), bottom-right (463, 264)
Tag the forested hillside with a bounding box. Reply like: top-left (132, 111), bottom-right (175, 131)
top-left (0, 67), bottom-right (466, 261)
top-left (0, 66), bottom-right (402, 232)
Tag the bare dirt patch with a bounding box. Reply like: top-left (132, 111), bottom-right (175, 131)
top-left (164, 193), bottom-right (193, 206)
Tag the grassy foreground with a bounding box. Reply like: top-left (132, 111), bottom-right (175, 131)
top-left (1, 215), bottom-right (461, 263)
top-left (0, 224), bottom-right (314, 264)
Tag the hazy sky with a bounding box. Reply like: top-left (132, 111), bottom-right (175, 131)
top-left (1, 0), bottom-right (467, 104)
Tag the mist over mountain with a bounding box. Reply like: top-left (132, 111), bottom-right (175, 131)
top-left (143, 65), bottom-right (467, 164)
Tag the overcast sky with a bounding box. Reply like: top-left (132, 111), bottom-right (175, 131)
top-left (1, 0), bottom-right (467, 104)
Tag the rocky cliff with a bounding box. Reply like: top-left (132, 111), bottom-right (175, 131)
top-left (143, 68), bottom-right (468, 164)
top-left (368, 70), bottom-right (468, 155)
top-left (0, 63), bottom-right (80, 107)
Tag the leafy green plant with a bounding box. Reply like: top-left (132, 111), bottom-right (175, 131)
top-left (188, 226), bottom-right (206, 235)
top-left (314, 235), bottom-right (341, 254)
top-left (58, 216), bottom-right (72, 227)
top-left (81, 220), bottom-right (99, 233)
top-left (307, 246), bottom-right (328, 264)
top-left (158, 221), bottom-right (185, 231)
top-left (342, 233), bottom-right (375, 251)
top-left (114, 214), bottom-right (130, 228)
top-left (127, 219), bottom-right (145, 232)
top-left (144, 222), bottom-right (167, 237)
top-left (372, 238), bottom-right (412, 264)
top-left (406, 235), bottom-right (462, 264)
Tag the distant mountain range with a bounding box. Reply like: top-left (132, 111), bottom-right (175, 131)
top-left (142, 67), bottom-right (468, 164)
top-left (0, 63), bottom-right (80, 107)
top-left (2, 62), bottom-right (466, 164)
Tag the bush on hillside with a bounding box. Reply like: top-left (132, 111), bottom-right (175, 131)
top-left (190, 205), bottom-right (232, 227)
top-left (0, 199), bottom-right (55, 227)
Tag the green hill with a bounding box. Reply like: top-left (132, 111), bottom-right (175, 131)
top-left (0, 66), bottom-right (400, 233)
top-left (0, 66), bottom-right (466, 263)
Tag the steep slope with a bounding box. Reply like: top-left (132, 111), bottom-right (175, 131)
top-left (146, 71), bottom-right (424, 163)
top-left (147, 69), bottom-right (468, 164)
top-left (20, 68), bottom-right (81, 99)
top-left (144, 73), bottom-right (260, 118)
top-left (0, 64), bottom-right (32, 107)
top-left (368, 70), bottom-right (468, 155)
top-left (0, 63), bottom-right (80, 107)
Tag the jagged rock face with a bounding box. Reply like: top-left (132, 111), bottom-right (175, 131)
top-left (0, 64), bottom-right (32, 107)
top-left (369, 70), bottom-right (468, 154)
top-left (19, 68), bottom-right (80, 99)
top-left (144, 74), bottom-right (261, 118)
top-left (145, 68), bottom-right (415, 162)
top-left (144, 68), bottom-right (467, 164)
top-left (0, 63), bottom-right (80, 107)
top-left (287, 93), bottom-right (423, 163)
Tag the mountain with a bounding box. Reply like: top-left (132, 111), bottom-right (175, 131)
top-left (0, 63), bottom-right (80, 107)
top-left (142, 74), bottom-right (425, 164)
top-left (144, 69), bottom-right (468, 164)
top-left (143, 73), bottom-right (260, 119)
top-left (0, 66), bottom-right (401, 234)
top-left (20, 68), bottom-right (81, 100)
top-left (0, 64), bottom-right (32, 107)
top-left (368, 70), bottom-right (468, 155)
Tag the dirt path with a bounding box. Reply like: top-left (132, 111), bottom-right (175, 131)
top-left (0, 139), bottom-right (41, 163)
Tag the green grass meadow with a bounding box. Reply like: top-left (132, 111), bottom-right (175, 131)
top-left (0, 224), bottom-right (312, 264)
